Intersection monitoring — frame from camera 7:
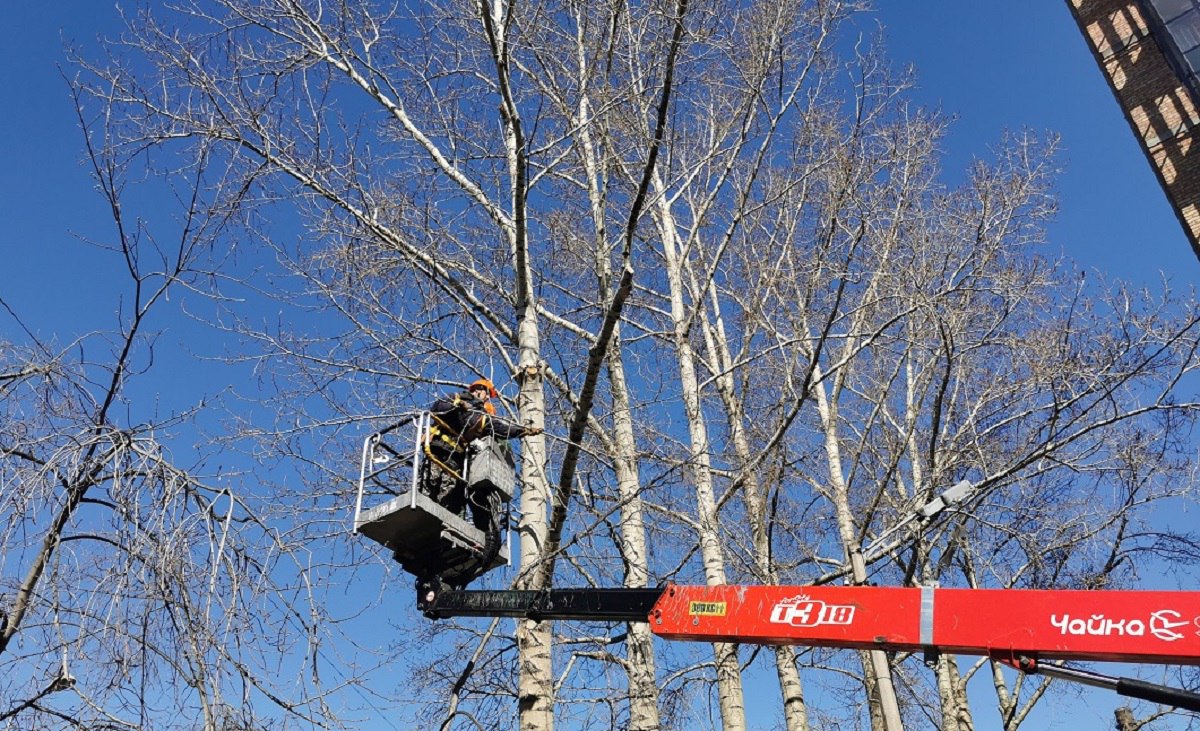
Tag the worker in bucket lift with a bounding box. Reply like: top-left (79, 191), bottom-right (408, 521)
top-left (423, 378), bottom-right (541, 529)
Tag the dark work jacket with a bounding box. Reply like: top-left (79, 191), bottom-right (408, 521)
top-left (429, 391), bottom-right (527, 448)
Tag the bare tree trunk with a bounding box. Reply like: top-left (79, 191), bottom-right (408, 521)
top-left (607, 342), bottom-right (661, 730)
top-left (813, 372), bottom-right (904, 731)
top-left (657, 200), bottom-right (746, 730)
top-left (574, 40), bottom-right (662, 722)
top-left (516, 359), bottom-right (553, 731)
top-left (477, 2), bottom-right (557, 727)
top-left (935, 654), bottom-right (974, 731)
top-left (696, 275), bottom-right (810, 731)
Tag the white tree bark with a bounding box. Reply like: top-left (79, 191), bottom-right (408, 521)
top-left (656, 196), bottom-right (747, 731)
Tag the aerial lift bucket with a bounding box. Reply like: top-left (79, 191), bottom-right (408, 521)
top-left (352, 412), bottom-right (512, 586)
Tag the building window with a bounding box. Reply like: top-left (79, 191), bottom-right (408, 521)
top-left (1152, 0), bottom-right (1195, 21)
top-left (1168, 10), bottom-right (1200, 55)
top-left (1142, 0), bottom-right (1200, 102)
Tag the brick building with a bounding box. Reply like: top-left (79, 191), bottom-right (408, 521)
top-left (1067, 0), bottom-right (1200, 260)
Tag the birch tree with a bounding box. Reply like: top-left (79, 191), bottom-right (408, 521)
top-left (0, 95), bottom-right (331, 730)
top-left (57, 1), bottom-right (1200, 729)
top-left (745, 127), bottom-right (1200, 728)
top-left (74, 0), bottom-right (697, 728)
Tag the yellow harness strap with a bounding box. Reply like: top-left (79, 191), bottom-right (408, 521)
top-left (425, 411), bottom-right (466, 480)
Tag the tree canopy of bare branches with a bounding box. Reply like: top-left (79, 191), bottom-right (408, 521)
top-left (4, 1), bottom-right (1199, 730)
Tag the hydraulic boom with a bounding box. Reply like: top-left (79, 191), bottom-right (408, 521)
top-left (418, 580), bottom-right (1200, 712)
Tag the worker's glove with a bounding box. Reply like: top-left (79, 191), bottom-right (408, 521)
top-left (523, 426), bottom-right (544, 437)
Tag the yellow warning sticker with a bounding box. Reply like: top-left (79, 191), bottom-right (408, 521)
top-left (689, 601), bottom-right (727, 617)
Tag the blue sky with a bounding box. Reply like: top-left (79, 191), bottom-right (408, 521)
top-left (2, 2), bottom-right (1198, 729)
top-left (2, 2), bottom-right (1197, 339)
top-left (2, 2), bottom-right (119, 333)
top-left (872, 2), bottom-right (1198, 286)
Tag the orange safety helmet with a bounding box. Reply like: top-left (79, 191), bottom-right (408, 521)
top-left (469, 378), bottom-right (498, 399)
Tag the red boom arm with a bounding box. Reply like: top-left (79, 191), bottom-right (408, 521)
top-left (418, 581), bottom-right (1200, 710)
top-left (650, 584), bottom-right (1200, 665)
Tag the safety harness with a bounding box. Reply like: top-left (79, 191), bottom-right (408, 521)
top-left (424, 395), bottom-right (495, 480)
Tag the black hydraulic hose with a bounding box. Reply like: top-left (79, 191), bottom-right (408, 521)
top-left (1031, 660), bottom-right (1200, 714)
top-left (1116, 677), bottom-right (1200, 714)
top-left (469, 491), bottom-right (503, 584)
